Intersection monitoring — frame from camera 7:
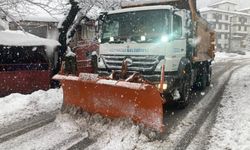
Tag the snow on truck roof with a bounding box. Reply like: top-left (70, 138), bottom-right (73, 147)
top-left (108, 5), bottom-right (174, 14)
top-left (121, 0), bottom-right (178, 8)
top-left (0, 30), bottom-right (60, 47)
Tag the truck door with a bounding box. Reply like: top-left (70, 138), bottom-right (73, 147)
top-left (167, 13), bottom-right (186, 71)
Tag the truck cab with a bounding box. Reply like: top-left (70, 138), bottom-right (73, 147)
top-left (98, 5), bottom-right (192, 90)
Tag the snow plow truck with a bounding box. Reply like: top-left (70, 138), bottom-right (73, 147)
top-left (53, 0), bottom-right (215, 132)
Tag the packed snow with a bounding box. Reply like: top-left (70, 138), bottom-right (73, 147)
top-left (1, 51), bottom-right (250, 149)
top-left (0, 89), bottom-right (62, 125)
top-left (0, 89), bottom-right (63, 137)
top-left (206, 64), bottom-right (250, 150)
top-left (0, 114), bottom-right (88, 150)
top-left (214, 51), bottom-right (250, 63)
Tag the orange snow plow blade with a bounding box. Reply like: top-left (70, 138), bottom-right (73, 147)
top-left (53, 73), bottom-right (165, 132)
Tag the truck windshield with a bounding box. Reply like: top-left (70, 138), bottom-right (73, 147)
top-left (101, 9), bottom-right (170, 43)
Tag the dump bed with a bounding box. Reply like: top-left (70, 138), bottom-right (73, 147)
top-left (194, 17), bottom-right (215, 62)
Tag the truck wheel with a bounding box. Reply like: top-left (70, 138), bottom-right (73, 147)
top-left (195, 66), bottom-right (208, 90)
top-left (177, 73), bottom-right (191, 109)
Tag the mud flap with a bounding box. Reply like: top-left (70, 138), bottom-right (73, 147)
top-left (53, 74), bottom-right (165, 132)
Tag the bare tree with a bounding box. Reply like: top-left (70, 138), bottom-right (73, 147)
top-left (57, 0), bottom-right (121, 74)
top-left (0, 0), bottom-right (67, 17)
top-left (62, 0), bottom-right (122, 47)
top-left (0, 0), bottom-right (68, 31)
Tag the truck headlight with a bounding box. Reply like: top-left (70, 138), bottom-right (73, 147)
top-left (161, 35), bottom-right (169, 42)
top-left (98, 57), bottom-right (106, 69)
top-left (157, 83), bottom-right (168, 90)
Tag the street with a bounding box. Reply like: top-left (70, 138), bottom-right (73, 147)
top-left (0, 52), bottom-right (250, 150)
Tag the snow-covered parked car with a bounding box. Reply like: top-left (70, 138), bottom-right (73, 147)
top-left (0, 30), bottom-right (59, 97)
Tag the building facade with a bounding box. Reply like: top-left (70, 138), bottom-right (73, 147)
top-left (9, 16), bottom-right (61, 40)
top-left (200, 1), bottom-right (250, 52)
top-left (9, 16), bottom-right (96, 47)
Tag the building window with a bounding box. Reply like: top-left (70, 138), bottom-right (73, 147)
top-left (210, 23), bottom-right (216, 29)
top-left (239, 17), bottom-right (247, 24)
top-left (219, 24), bottom-right (222, 29)
top-left (225, 15), bottom-right (228, 20)
top-left (225, 24), bottom-right (228, 30)
top-left (218, 14), bottom-right (222, 20)
top-left (225, 34), bottom-right (228, 39)
top-left (203, 14), bottom-right (207, 19)
top-left (213, 14), bottom-right (217, 19)
top-left (217, 33), bottom-right (221, 39)
top-left (173, 14), bottom-right (182, 37)
top-left (22, 25), bottom-right (48, 38)
top-left (213, 14), bottom-right (221, 19)
top-left (217, 44), bottom-right (222, 49)
top-left (239, 26), bottom-right (241, 31)
top-left (245, 26), bottom-right (247, 31)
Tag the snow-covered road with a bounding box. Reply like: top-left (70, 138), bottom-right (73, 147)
top-left (0, 52), bottom-right (250, 150)
top-left (0, 114), bottom-right (88, 150)
top-left (0, 89), bottom-right (62, 142)
top-left (206, 64), bottom-right (250, 150)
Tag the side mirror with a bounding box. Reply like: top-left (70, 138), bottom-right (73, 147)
top-left (96, 12), bottom-right (108, 33)
top-left (95, 20), bottom-right (99, 33)
top-left (98, 12), bottom-right (108, 22)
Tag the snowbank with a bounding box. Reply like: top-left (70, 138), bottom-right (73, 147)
top-left (207, 65), bottom-right (250, 149)
top-left (214, 51), bottom-right (250, 63)
top-left (0, 114), bottom-right (88, 150)
top-left (0, 89), bottom-right (63, 136)
top-left (0, 30), bottom-right (60, 47)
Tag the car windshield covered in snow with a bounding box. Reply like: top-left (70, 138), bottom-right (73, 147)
top-left (101, 9), bottom-right (170, 43)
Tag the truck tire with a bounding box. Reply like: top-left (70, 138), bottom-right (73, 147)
top-left (206, 65), bottom-right (212, 86)
top-left (195, 64), bottom-right (208, 90)
top-left (177, 73), bottom-right (191, 109)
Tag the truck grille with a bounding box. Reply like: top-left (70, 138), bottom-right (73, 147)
top-left (101, 55), bottom-right (162, 72)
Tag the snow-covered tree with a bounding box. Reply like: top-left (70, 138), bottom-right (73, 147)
top-left (0, 0), bottom-right (67, 17)
top-left (57, 0), bottom-right (122, 74)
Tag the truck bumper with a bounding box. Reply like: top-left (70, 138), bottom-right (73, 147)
top-left (98, 70), bottom-right (180, 92)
